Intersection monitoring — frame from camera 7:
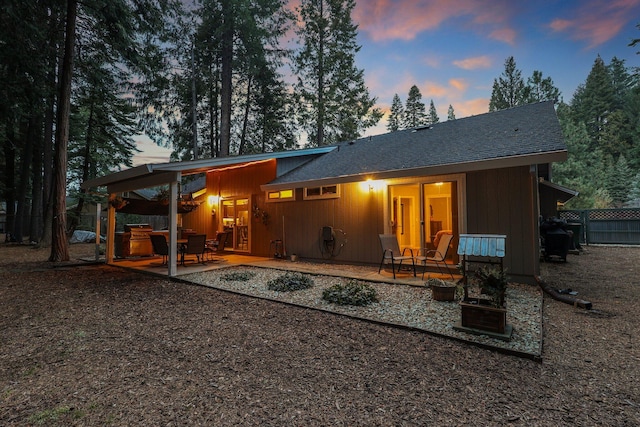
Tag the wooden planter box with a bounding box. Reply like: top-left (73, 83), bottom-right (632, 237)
top-left (459, 298), bottom-right (506, 334)
top-left (431, 284), bottom-right (456, 301)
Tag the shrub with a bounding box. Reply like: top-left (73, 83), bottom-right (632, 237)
top-left (267, 272), bottom-right (314, 292)
top-left (322, 279), bottom-right (378, 306)
top-left (221, 271), bottom-right (256, 282)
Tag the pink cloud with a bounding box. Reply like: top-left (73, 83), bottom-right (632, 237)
top-left (352, 0), bottom-right (516, 43)
top-left (489, 28), bottom-right (517, 45)
top-left (548, 0), bottom-right (640, 48)
top-left (453, 56), bottom-right (492, 70)
top-left (455, 98), bottom-right (491, 117)
top-left (449, 78), bottom-right (468, 92)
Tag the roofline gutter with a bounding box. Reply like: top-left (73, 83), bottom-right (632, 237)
top-left (261, 149), bottom-right (568, 191)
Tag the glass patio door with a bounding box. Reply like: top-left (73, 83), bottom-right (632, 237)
top-left (389, 181), bottom-right (459, 258)
top-left (221, 197), bottom-right (250, 252)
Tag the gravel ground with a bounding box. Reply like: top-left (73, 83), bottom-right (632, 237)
top-left (1, 243), bottom-right (639, 426)
top-left (181, 267), bottom-right (543, 357)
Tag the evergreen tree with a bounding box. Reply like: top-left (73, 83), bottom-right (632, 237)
top-left (489, 56), bottom-right (525, 111)
top-left (553, 104), bottom-right (607, 208)
top-left (293, 0), bottom-right (381, 146)
top-left (447, 104), bottom-right (456, 121)
top-left (403, 85), bottom-right (426, 128)
top-left (427, 99), bottom-right (439, 125)
top-left (608, 57), bottom-right (635, 110)
top-left (628, 173), bottom-right (640, 207)
top-left (387, 93), bottom-right (403, 132)
top-left (606, 154), bottom-right (633, 207)
top-left (570, 55), bottom-right (616, 144)
top-left (524, 70), bottom-right (560, 104)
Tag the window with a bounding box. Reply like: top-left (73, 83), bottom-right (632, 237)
top-left (266, 189), bottom-right (295, 202)
top-left (303, 185), bottom-right (340, 200)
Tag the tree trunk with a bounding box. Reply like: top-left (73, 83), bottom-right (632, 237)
top-left (14, 118), bottom-right (35, 243)
top-left (3, 123), bottom-right (16, 241)
top-left (238, 75), bottom-right (252, 155)
top-left (219, 1), bottom-right (233, 158)
top-left (40, 5), bottom-right (62, 248)
top-left (30, 115), bottom-right (44, 243)
top-left (69, 98), bottom-right (94, 235)
top-left (49, 0), bottom-right (77, 262)
top-left (316, 0), bottom-right (325, 147)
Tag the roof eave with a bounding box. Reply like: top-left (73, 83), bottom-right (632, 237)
top-left (261, 150), bottom-right (568, 191)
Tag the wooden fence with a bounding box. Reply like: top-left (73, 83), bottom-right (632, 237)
top-left (558, 208), bottom-right (640, 245)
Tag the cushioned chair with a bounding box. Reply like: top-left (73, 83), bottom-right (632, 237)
top-left (149, 234), bottom-right (169, 266)
top-left (180, 234), bottom-right (207, 266)
top-left (378, 234), bottom-right (416, 279)
top-left (416, 232), bottom-right (455, 279)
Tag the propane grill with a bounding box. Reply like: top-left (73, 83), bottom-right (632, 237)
top-left (116, 224), bottom-right (153, 258)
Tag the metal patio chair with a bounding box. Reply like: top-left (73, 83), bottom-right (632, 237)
top-left (416, 232), bottom-right (455, 279)
top-left (180, 234), bottom-right (207, 266)
top-left (149, 234), bottom-right (169, 266)
top-left (378, 234), bottom-right (416, 279)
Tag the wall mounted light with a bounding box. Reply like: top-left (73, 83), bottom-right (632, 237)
top-left (361, 179), bottom-right (384, 192)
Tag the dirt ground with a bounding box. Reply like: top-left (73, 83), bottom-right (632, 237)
top-left (0, 243), bottom-right (639, 426)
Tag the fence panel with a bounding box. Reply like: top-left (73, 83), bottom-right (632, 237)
top-left (559, 208), bottom-right (640, 245)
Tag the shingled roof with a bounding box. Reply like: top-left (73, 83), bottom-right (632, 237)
top-left (262, 101), bottom-right (566, 190)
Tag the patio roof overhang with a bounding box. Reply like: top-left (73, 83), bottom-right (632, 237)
top-left (260, 149), bottom-right (568, 191)
top-left (539, 178), bottom-right (579, 204)
top-left (80, 146), bottom-right (336, 193)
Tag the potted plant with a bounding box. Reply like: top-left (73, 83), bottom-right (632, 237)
top-left (154, 188), bottom-right (170, 205)
top-left (458, 266), bottom-right (510, 336)
top-left (109, 195), bottom-right (127, 209)
top-left (426, 277), bottom-right (458, 301)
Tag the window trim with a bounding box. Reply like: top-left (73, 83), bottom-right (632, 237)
top-left (266, 188), bottom-right (295, 202)
top-left (303, 184), bottom-right (340, 200)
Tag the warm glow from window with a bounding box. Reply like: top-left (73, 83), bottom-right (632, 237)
top-left (267, 189), bottom-right (294, 202)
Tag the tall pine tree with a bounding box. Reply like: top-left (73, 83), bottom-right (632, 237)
top-left (447, 104), bottom-right (456, 121)
top-left (387, 93), bottom-right (403, 132)
top-left (489, 56), bottom-right (525, 111)
top-left (427, 99), bottom-right (439, 125)
top-left (403, 85), bottom-right (426, 128)
top-left (293, 0), bottom-right (381, 146)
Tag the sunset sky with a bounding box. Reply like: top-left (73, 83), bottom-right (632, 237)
top-left (133, 0), bottom-right (640, 165)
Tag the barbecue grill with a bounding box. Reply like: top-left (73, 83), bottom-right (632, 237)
top-left (115, 224), bottom-right (154, 257)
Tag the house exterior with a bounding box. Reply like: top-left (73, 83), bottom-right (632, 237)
top-left (81, 101), bottom-right (568, 282)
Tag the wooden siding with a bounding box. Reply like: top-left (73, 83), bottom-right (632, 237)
top-left (181, 160), bottom-right (540, 280)
top-left (466, 166), bottom-right (538, 281)
top-left (267, 183), bottom-right (385, 262)
top-left (181, 160), bottom-right (277, 245)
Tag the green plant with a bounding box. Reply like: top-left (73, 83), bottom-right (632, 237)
top-left (221, 271), bottom-right (256, 282)
top-left (322, 279), bottom-right (378, 306)
top-left (472, 266), bottom-right (508, 308)
top-left (267, 272), bottom-right (313, 292)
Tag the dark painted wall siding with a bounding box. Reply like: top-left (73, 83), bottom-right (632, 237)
top-left (466, 166), bottom-right (538, 279)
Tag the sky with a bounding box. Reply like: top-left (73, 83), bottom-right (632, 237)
top-left (133, 0), bottom-right (640, 165)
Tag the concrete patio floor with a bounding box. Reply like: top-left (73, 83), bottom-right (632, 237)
top-left (110, 253), bottom-right (457, 286)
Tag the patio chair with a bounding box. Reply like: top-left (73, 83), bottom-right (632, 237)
top-left (378, 234), bottom-right (416, 279)
top-left (149, 234), bottom-right (169, 266)
top-left (204, 232), bottom-right (229, 261)
top-left (416, 232), bottom-right (455, 279)
top-left (180, 234), bottom-right (207, 266)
